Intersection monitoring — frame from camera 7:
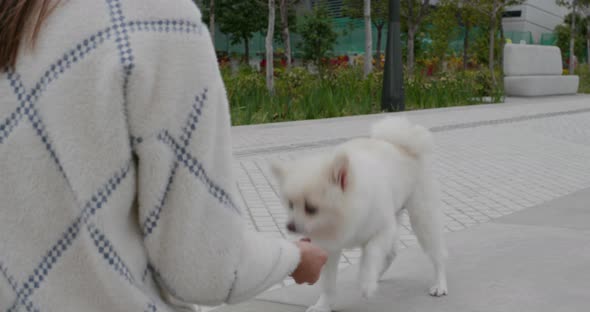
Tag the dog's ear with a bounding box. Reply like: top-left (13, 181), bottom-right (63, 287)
top-left (270, 160), bottom-right (286, 184)
top-left (331, 153), bottom-right (349, 191)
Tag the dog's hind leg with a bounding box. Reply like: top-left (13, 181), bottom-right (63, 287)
top-left (307, 250), bottom-right (341, 312)
top-left (406, 175), bottom-right (448, 297)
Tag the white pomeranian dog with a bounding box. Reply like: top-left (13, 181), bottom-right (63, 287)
top-left (271, 117), bottom-right (448, 312)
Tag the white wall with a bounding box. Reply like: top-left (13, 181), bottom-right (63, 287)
top-left (503, 0), bottom-right (570, 43)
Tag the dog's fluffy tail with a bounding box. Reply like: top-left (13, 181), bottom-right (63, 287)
top-left (370, 116), bottom-right (434, 156)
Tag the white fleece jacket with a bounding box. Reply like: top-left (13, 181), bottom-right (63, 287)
top-left (0, 0), bottom-right (300, 311)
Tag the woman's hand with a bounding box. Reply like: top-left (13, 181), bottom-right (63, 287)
top-left (291, 240), bottom-right (328, 285)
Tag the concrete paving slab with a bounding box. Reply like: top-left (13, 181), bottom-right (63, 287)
top-left (495, 187), bottom-right (590, 231)
top-left (254, 222), bottom-right (590, 312)
top-left (230, 95), bottom-right (590, 269)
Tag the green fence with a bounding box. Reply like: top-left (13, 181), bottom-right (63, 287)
top-left (212, 17), bottom-right (398, 57)
top-left (446, 26), bottom-right (488, 54)
top-left (540, 33), bottom-right (557, 46)
top-left (504, 31), bottom-right (534, 44)
top-left (213, 18), bottom-right (563, 60)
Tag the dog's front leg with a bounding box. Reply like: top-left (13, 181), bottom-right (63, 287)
top-left (307, 250), bottom-right (341, 312)
top-left (359, 225), bottom-right (398, 299)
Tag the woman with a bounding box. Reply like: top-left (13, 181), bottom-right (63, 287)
top-left (0, 0), bottom-right (326, 311)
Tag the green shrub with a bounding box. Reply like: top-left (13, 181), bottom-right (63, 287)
top-left (222, 65), bottom-right (504, 125)
top-left (576, 65), bottom-right (590, 93)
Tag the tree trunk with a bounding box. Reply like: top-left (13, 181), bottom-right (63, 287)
top-left (407, 28), bottom-right (415, 75)
top-left (499, 15), bottom-right (505, 71)
top-left (279, 0), bottom-right (292, 69)
top-left (376, 24), bottom-right (383, 70)
top-left (463, 20), bottom-right (470, 71)
top-left (488, 2), bottom-right (497, 88)
top-left (209, 0), bottom-right (215, 47)
top-left (364, 0), bottom-right (373, 77)
top-left (244, 36), bottom-right (250, 64)
top-left (568, 2), bottom-right (577, 74)
top-left (266, 0), bottom-right (275, 94)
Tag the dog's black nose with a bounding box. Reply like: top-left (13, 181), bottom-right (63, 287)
top-left (287, 222), bottom-right (297, 233)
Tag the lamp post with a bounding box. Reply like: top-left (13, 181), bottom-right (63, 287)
top-left (381, 0), bottom-right (404, 112)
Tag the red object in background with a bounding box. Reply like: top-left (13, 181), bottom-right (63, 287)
top-left (216, 52), bottom-right (230, 67)
top-left (322, 55), bottom-right (349, 68)
top-left (427, 64), bottom-right (435, 76)
top-left (259, 57), bottom-right (292, 77)
top-left (260, 57), bottom-right (289, 69)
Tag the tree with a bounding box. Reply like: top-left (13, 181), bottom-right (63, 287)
top-left (364, 0), bottom-right (373, 77)
top-left (279, 0), bottom-right (299, 69)
top-left (343, 0), bottom-right (388, 69)
top-left (556, 0), bottom-right (590, 73)
top-left (209, 0), bottom-right (215, 46)
top-left (196, 0), bottom-right (217, 46)
top-left (194, 0), bottom-right (215, 45)
top-left (194, 0), bottom-right (205, 9)
top-left (297, 4), bottom-right (338, 68)
top-left (456, 0), bottom-right (483, 71)
top-left (215, 0), bottom-right (266, 63)
top-left (587, 16), bottom-right (590, 69)
top-left (428, 0), bottom-right (459, 69)
top-left (470, 0), bottom-right (525, 87)
top-left (401, 0), bottom-right (432, 75)
top-left (586, 14), bottom-right (590, 68)
top-left (555, 13), bottom-right (589, 66)
top-left (266, 0), bottom-right (276, 93)
top-left (260, 0), bottom-right (297, 61)
top-left (485, 0), bottom-right (500, 86)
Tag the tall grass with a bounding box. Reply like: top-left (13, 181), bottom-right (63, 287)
top-left (222, 65), bottom-right (503, 125)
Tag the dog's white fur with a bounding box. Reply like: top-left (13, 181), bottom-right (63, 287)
top-left (271, 117), bottom-right (448, 312)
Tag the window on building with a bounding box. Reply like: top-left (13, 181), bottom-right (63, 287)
top-left (502, 10), bottom-right (522, 18)
top-left (311, 0), bottom-right (343, 18)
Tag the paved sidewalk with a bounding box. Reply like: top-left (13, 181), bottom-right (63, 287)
top-left (214, 186), bottom-right (590, 312)
top-left (205, 94), bottom-right (590, 311)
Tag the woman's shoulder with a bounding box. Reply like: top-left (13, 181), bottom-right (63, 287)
top-left (119, 0), bottom-right (203, 23)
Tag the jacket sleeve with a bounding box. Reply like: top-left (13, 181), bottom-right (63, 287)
top-left (125, 4), bottom-right (299, 306)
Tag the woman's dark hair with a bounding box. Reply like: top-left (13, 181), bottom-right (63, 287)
top-left (0, 0), bottom-right (59, 70)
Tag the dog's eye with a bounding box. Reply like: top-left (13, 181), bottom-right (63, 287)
top-left (304, 202), bottom-right (317, 215)
top-left (288, 201), bottom-right (294, 210)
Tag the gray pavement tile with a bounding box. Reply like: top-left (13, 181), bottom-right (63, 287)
top-left (254, 220), bottom-right (590, 312)
top-left (220, 95), bottom-right (590, 309)
top-left (496, 187), bottom-right (590, 231)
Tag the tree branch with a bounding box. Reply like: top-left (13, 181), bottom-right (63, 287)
top-left (407, 0), bottom-right (415, 26)
top-left (416, 0), bottom-right (431, 24)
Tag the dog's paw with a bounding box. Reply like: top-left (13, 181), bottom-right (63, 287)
top-left (361, 281), bottom-right (378, 299)
top-left (429, 283), bottom-right (448, 297)
top-left (305, 304), bottom-right (332, 312)
top-left (379, 250), bottom-right (397, 278)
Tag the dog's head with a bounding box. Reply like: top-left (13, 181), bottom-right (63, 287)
top-left (270, 153), bottom-right (350, 240)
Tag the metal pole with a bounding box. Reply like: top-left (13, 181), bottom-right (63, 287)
top-left (381, 0), bottom-right (404, 112)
